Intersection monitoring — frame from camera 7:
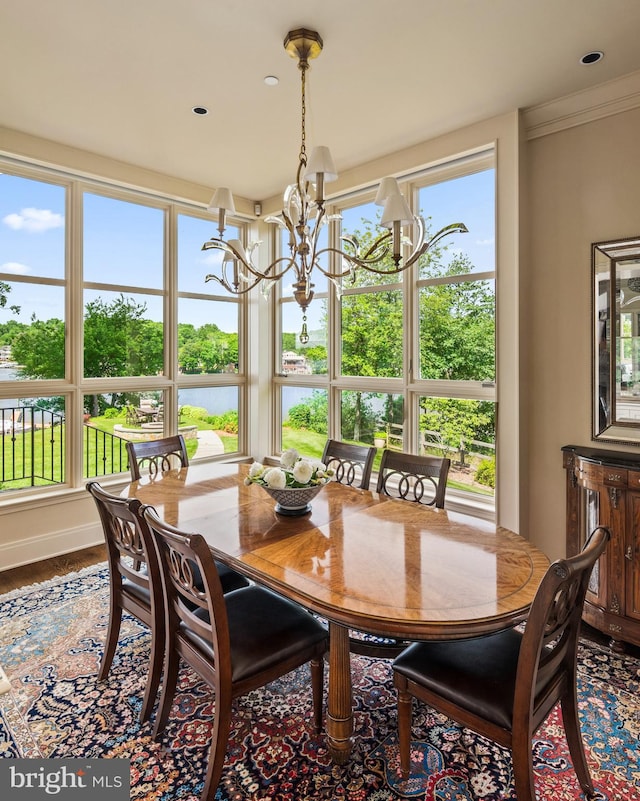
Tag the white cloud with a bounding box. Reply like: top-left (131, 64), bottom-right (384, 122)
top-left (202, 252), bottom-right (222, 265)
top-left (0, 261), bottom-right (30, 275)
top-left (475, 237), bottom-right (495, 246)
top-left (2, 207), bottom-right (64, 233)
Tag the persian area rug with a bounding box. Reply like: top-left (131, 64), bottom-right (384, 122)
top-left (0, 564), bottom-right (639, 801)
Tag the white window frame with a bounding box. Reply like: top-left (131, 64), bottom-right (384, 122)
top-left (0, 158), bottom-right (250, 501)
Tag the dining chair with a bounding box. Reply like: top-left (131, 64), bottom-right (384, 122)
top-left (86, 480), bottom-right (164, 723)
top-left (126, 434), bottom-right (189, 481)
top-left (142, 505), bottom-right (329, 801)
top-left (392, 526), bottom-right (611, 800)
top-left (321, 438), bottom-right (376, 489)
top-left (376, 449), bottom-right (451, 509)
top-left (127, 435), bottom-right (249, 594)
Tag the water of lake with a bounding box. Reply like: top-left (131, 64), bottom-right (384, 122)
top-left (0, 369), bottom-right (304, 417)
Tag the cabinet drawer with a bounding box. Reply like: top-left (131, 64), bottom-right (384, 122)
top-left (576, 460), bottom-right (628, 488)
top-left (577, 461), bottom-right (603, 486)
top-left (628, 471), bottom-right (640, 489)
top-left (602, 467), bottom-right (627, 487)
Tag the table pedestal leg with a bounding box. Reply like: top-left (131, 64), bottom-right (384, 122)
top-left (326, 621), bottom-right (353, 764)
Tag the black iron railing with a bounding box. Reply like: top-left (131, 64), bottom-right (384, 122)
top-left (0, 405), bottom-right (129, 490)
top-left (83, 421), bottom-right (129, 478)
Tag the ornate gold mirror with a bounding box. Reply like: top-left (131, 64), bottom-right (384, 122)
top-left (593, 236), bottom-right (640, 443)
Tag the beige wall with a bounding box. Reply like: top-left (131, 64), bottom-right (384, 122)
top-left (526, 104), bottom-right (640, 560)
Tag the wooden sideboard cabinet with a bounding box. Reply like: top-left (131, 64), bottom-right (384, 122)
top-left (562, 445), bottom-right (640, 651)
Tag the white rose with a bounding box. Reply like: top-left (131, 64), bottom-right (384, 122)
top-left (292, 459), bottom-right (314, 484)
top-left (264, 467), bottom-right (287, 489)
top-left (280, 448), bottom-right (300, 470)
top-left (249, 461), bottom-right (265, 478)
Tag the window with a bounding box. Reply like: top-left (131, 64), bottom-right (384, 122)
top-left (0, 163), bottom-right (248, 495)
top-left (275, 152), bottom-right (496, 510)
top-left (0, 172), bottom-right (66, 381)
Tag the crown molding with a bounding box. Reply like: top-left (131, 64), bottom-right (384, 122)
top-left (523, 69), bottom-right (640, 140)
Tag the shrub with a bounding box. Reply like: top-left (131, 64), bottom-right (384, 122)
top-left (475, 458), bottom-right (496, 488)
top-left (179, 405), bottom-right (209, 421)
top-left (206, 411), bottom-right (238, 434)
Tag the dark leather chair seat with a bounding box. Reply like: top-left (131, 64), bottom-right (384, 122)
top-left (393, 629), bottom-right (523, 730)
top-left (182, 586), bottom-right (328, 682)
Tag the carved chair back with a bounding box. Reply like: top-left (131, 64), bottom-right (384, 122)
top-left (376, 449), bottom-right (450, 508)
top-left (321, 438), bottom-right (376, 489)
top-left (126, 434), bottom-right (189, 481)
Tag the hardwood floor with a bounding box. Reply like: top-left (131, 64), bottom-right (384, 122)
top-left (0, 544), bottom-right (106, 595)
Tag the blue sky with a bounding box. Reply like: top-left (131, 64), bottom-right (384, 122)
top-left (0, 168), bottom-right (494, 333)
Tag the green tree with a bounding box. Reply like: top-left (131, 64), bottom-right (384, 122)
top-left (83, 295), bottom-right (163, 378)
top-left (420, 397), bottom-right (494, 457)
top-left (282, 332), bottom-right (297, 352)
top-left (178, 324), bottom-right (238, 373)
top-left (419, 257), bottom-right (495, 381)
top-left (286, 391), bottom-right (328, 434)
top-left (0, 282), bottom-right (22, 323)
top-left (11, 318), bottom-right (65, 378)
top-left (0, 319), bottom-right (28, 347)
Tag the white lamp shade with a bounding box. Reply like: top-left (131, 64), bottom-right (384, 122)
top-left (223, 239), bottom-right (247, 262)
top-left (375, 176), bottom-right (401, 206)
top-left (381, 192), bottom-right (414, 228)
top-left (208, 187), bottom-right (236, 214)
top-left (304, 146), bottom-right (338, 183)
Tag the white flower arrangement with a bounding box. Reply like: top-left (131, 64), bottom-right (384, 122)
top-left (245, 448), bottom-right (333, 490)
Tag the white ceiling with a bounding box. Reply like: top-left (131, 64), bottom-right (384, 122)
top-left (2, 0), bottom-right (640, 201)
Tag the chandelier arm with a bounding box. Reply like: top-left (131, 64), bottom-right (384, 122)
top-left (388, 220), bottom-right (470, 273)
top-left (425, 221), bottom-right (469, 250)
top-left (307, 246), bottom-right (388, 279)
top-left (202, 239), bottom-right (298, 284)
top-left (205, 274), bottom-right (257, 295)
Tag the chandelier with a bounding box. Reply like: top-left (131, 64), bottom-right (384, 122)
top-left (203, 28), bottom-right (468, 344)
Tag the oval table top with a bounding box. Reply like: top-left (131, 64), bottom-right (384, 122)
top-left (125, 461), bottom-right (549, 641)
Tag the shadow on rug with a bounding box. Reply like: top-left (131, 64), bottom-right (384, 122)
top-left (0, 564), bottom-right (638, 800)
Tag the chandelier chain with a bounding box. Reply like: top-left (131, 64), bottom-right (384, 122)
top-left (299, 60), bottom-right (308, 167)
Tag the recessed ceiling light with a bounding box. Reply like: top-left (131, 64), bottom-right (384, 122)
top-left (264, 75), bottom-right (279, 86)
top-left (192, 106), bottom-right (209, 115)
top-left (580, 51), bottom-right (604, 66)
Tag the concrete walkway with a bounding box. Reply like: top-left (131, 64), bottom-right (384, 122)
top-left (193, 429), bottom-right (225, 458)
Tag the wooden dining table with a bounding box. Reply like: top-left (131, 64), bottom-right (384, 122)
top-left (124, 461), bottom-right (549, 764)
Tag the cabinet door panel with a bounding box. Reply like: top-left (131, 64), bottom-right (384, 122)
top-left (625, 492), bottom-right (640, 623)
top-left (583, 488), bottom-right (605, 604)
top-left (599, 485), bottom-right (626, 616)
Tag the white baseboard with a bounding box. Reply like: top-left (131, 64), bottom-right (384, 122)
top-left (0, 523), bottom-right (103, 572)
